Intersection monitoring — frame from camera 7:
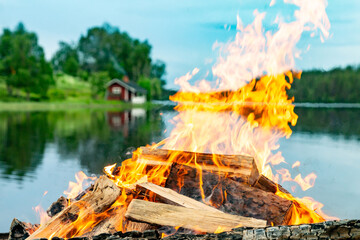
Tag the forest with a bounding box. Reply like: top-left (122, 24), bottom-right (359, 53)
top-left (0, 23), bottom-right (166, 102)
top-left (0, 23), bottom-right (359, 103)
top-left (289, 66), bottom-right (360, 103)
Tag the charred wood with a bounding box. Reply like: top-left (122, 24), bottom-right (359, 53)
top-left (47, 196), bottom-right (68, 218)
top-left (8, 218), bottom-right (39, 240)
top-left (165, 164), bottom-right (292, 226)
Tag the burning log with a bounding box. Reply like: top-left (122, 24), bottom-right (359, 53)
top-left (254, 175), bottom-right (290, 194)
top-left (125, 199), bottom-right (267, 233)
top-left (137, 147), bottom-right (260, 185)
top-left (165, 164), bottom-right (293, 226)
top-left (27, 176), bottom-right (121, 239)
top-left (136, 181), bottom-right (221, 213)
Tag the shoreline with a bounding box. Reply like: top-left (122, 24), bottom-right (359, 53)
top-left (1, 100), bottom-right (360, 112)
top-left (0, 101), bottom-right (158, 112)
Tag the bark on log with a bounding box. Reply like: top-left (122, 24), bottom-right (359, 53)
top-left (136, 147), bottom-right (260, 185)
top-left (27, 176), bottom-right (121, 240)
top-left (18, 219), bottom-right (360, 240)
top-left (162, 220), bottom-right (360, 240)
top-left (136, 182), bottom-right (221, 213)
top-left (125, 199), bottom-right (267, 233)
top-left (165, 164), bottom-right (292, 226)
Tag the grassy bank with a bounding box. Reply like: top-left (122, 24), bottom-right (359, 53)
top-left (0, 100), bottom-right (157, 112)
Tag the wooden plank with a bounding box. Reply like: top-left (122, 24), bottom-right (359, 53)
top-left (136, 182), bottom-right (222, 213)
top-left (136, 147), bottom-right (260, 185)
top-left (125, 199), bottom-right (266, 233)
top-left (27, 176), bottom-right (121, 239)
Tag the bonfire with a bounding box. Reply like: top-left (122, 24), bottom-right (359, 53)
top-left (9, 0), bottom-right (360, 240)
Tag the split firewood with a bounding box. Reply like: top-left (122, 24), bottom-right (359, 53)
top-left (136, 147), bottom-right (260, 185)
top-left (125, 199), bottom-right (266, 233)
top-left (9, 218), bottom-right (39, 240)
top-left (136, 182), bottom-right (222, 213)
top-left (165, 164), bottom-right (293, 226)
top-left (27, 176), bottom-right (121, 239)
top-left (125, 220), bottom-right (156, 232)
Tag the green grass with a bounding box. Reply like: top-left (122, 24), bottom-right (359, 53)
top-left (0, 101), bottom-right (157, 112)
top-left (0, 74), bottom-right (158, 111)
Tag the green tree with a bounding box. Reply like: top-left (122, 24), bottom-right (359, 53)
top-left (89, 71), bottom-right (110, 99)
top-left (78, 23), bottom-right (153, 81)
top-left (0, 23), bottom-right (54, 98)
top-left (51, 42), bottom-right (79, 76)
top-left (138, 76), bottom-right (162, 100)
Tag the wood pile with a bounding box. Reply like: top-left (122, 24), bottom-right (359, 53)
top-left (9, 147), bottom-right (318, 239)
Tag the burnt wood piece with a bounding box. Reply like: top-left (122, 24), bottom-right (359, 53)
top-left (9, 218), bottom-right (39, 240)
top-left (27, 176), bottom-right (121, 240)
top-left (125, 199), bottom-right (266, 233)
top-left (74, 184), bottom-right (94, 201)
top-left (136, 182), bottom-right (221, 213)
top-left (47, 184), bottom-right (94, 218)
top-left (165, 164), bottom-right (293, 226)
top-left (254, 175), bottom-right (290, 194)
top-left (47, 196), bottom-right (68, 218)
top-left (0, 232), bottom-right (8, 240)
top-left (136, 147), bottom-right (260, 185)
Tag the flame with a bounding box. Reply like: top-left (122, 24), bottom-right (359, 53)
top-left (64, 171), bottom-right (97, 201)
top-left (33, 0), bottom-right (337, 237)
top-left (276, 190), bottom-right (338, 225)
top-left (33, 205), bottom-right (50, 226)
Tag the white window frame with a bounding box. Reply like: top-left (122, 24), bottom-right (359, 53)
top-left (112, 87), bottom-right (121, 95)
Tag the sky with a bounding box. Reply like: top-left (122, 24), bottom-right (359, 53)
top-left (0, 0), bottom-right (359, 89)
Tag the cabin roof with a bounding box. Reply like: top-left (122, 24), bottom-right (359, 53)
top-left (106, 78), bottom-right (147, 94)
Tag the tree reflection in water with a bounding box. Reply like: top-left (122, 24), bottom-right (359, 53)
top-left (0, 109), bottom-right (165, 180)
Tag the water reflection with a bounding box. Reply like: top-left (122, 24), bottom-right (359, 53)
top-left (0, 109), bottom-right (165, 181)
top-left (293, 108), bottom-right (360, 139)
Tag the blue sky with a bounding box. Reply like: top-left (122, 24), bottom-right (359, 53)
top-left (0, 0), bottom-right (359, 89)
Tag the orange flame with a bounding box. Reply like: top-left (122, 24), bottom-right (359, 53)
top-left (64, 171), bottom-right (97, 201)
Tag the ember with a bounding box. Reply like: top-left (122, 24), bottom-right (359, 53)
top-left (12, 0), bottom-right (341, 239)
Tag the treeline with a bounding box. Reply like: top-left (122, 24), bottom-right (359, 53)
top-left (289, 66), bottom-right (360, 103)
top-left (0, 23), bottom-right (166, 101)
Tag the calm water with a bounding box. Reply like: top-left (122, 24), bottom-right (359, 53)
top-left (0, 106), bottom-right (360, 232)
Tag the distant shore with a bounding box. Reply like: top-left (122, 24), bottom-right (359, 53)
top-left (1, 100), bottom-right (359, 112)
top-left (0, 101), bottom-right (158, 112)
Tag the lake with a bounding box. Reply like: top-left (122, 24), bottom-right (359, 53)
top-left (0, 106), bottom-right (360, 232)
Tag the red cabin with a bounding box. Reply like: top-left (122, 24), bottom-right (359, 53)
top-left (105, 77), bottom-right (147, 103)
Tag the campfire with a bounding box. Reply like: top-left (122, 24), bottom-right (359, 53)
top-left (9, 0), bottom-right (360, 240)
